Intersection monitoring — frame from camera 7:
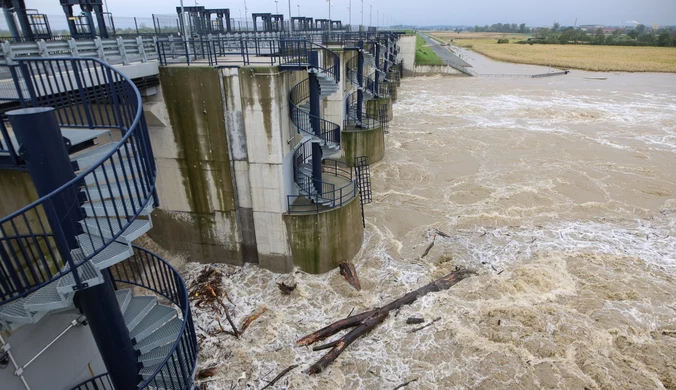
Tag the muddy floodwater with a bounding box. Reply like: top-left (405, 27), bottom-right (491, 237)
top-left (178, 68), bottom-right (676, 389)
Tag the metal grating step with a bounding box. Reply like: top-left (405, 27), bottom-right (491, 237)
top-left (81, 178), bottom-right (148, 202)
top-left (56, 259), bottom-right (104, 295)
top-left (0, 299), bottom-right (45, 325)
top-left (135, 317), bottom-right (182, 355)
top-left (138, 343), bottom-right (175, 368)
top-left (76, 235), bottom-right (134, 270)
top-left (82, 197), bottom-right (154, 218)
top-left (139, 351), bottom-right (192, 388)
top-left (71, 142), bottom-right (134, 172)
top-left (130, 304), bottom-right (177, 344)
top-left (115, 288), bottom-right (132, 314)
top-left (24, 280), bottom-right (71, 312)
top-left (124, 296), bottom-right (157, 332)
top-left (79, 218), bottom-right (152, 244)
top-left (61, 129), bottom-right (111, 150)
top-left (84, 159), bottom-right (143, 186)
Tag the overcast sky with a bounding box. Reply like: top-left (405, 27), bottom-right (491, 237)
top-left (25, 0), bottom-right (676, 27)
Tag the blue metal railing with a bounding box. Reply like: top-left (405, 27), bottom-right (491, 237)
top-left (156, 36), bottom-right (281, 66)
top-left (288, 141), bottom-right (358, 214)
top-left (110, 246), bottom-right (197, 390)
top-left (70, 373), bottom-right (114, 390)
top-left (71, 246), bottom-right (197, 390)
top-left (0, 57), bottom-right (157, 305)
top-left (288, 78), bottom-right (341, 146)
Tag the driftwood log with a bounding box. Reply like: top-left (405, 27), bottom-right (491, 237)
top-left (339, 262), bottom-right (362, 291)
top-left (297, 269), bottom-right (474, 374)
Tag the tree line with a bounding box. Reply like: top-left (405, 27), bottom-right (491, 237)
top-left (469, 22), bottom-right (676, 47)
top-left (473, 23), bottom-right (530, 34)
top-left (528, 23), bottom-right (676, 47)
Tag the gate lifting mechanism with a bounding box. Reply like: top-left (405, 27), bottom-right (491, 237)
top-left (176, 6), bottom-right (232, 37)
top-left (1, 0), bottom-right (52, 41)
top-left (252, 13), bottom-right (284, 32)
top-left (61, 0), bottom-right (115, 39)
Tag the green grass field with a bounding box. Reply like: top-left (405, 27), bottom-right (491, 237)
top-left (415, 34), bottom-right (444, 66)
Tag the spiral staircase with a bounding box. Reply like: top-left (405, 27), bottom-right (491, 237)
top-left (0, 58), bottom-right (197, 389)
top-left (280, 39), bottom-right (359, 213)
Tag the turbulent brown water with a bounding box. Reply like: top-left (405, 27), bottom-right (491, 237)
top-left (175, 70), bottom-right (676, 389)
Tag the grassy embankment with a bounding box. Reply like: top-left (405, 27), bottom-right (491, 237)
top-left (432, 32), bottom-right (676, 73)
top-left (415, 33), bottom-right (444, 66)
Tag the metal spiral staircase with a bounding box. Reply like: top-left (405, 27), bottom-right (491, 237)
top-left (280, 39), bottom-right (358, 213)
top-left (0, 58), bottom-right (197, 389)
top-left (345, 52), bottom-right (380, 129)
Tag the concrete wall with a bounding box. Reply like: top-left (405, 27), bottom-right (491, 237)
top-left (284, 196), bottom-right (364, 274)
top-left (367, 97), bottom-right (394, 122)
top-left (397, 35), bottom-right (417, 76)
top-left (342, 126), bottom-right (385, 166)
top-left (240, 66), bottom-right (297, 273)
top-left (148, 67), bottom-right (244, 266)
top-left (413, 65), bottom-right (463, 76)
top-left (0, 310), bottom-right (105, 390)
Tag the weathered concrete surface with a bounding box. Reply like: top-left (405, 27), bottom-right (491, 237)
top-left (397, 34), bottom-right (417, 76)
top-left (284, 196), bottom-right (364, 274)
top-left (149, 67), bottom-right (243, 265)
top-left (342, 125), bottom-right (385, 166)
top-left (414, 65), bottom-right (464, 76)
top-left (367, 97), bottom-right (394, 122)
top-left (240, 66), bottom-right (296, 273)
top-left (0, 170), bottom-right (38, 220)
top-left (383, 80), bottom-right (398, 102)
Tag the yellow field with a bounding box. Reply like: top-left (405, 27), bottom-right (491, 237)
top-left (430, 33), bottom-right (676, 73)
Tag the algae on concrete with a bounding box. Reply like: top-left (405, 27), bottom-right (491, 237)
top-left (284, 196), bottom-right (364, 274)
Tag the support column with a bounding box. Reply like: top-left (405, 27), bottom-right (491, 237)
top-left (308, 50), bottom-right (323, 196)
top-left (93, 5), bottom-right (108, 38)
top-left (11, 0), bottom-right (33, 41)
top-left (3, 8), bottom-right (20, 41)
top-left (62, 5), bottom-right (78, 37)
top-left (7, 107), bottom-right (138, 390)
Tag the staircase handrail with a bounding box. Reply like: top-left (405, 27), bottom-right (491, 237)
top-left (111, 246), bottom-right (197, 390)
top-left (0, 57), bottom-right (156, 305)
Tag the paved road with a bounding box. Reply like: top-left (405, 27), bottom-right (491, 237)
top-left (419, 33), bottom-right (472, 69)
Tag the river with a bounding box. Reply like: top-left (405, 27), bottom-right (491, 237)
top-left (179, 60), bottom-right (676, 389)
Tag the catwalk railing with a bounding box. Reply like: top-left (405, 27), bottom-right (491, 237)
top-left (0, 57), bottom-right (157, 304)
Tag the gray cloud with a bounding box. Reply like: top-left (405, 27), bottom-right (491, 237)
top-left (25, 0), bottom-right (676, 27)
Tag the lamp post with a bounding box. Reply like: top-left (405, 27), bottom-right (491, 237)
top-left (275, 0), bottom-right (278, 14)
top-left (288, 0), bottom-right (292, 31)
top-left (327, 0), bottom-right (332, 33)
top-left (348, 0), bottom-right (351, 27)
top-left (369, 5), bottom-right (372, 27)
top-left (244, 0), bottom-right (248, 30)
top-left (360, 0), bottom-right (363, 27)
top-left (297, 4), bottom-right (300, 16)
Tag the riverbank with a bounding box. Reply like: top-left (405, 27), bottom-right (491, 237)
top-left (431, 32), bottom-right (676, 73)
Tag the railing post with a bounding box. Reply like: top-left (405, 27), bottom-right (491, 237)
top-left (117, 36), bottom-right (129, 65)
top-left (137, 36), bottom-right (148, 63)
